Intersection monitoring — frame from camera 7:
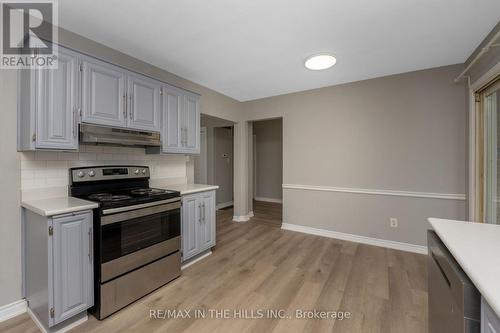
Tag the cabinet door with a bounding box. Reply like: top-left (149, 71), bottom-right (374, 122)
top-left (182, 93), bottom-right (200, 154)
top-left (181, 195), bottom-right (200, 261)
top-left (198, 191), bottom-right (216, 251)
top-left (50, 211), bottom-right (93, 326)
top-left (482, 297), bottom-right (500, 333)
top-left (127, 74), bottom-right (161, 132)
top-left (161, 85), bottom-right (183, 153)
top-left (35, 47), bottom-right (79, 150)
top-left (81, 57), bottom-right (127, 128)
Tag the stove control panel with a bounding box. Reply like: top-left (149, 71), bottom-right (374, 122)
top-left (70, 166), bottom-right (150, 183)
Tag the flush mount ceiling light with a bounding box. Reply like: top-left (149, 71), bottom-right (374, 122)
top-left (304, 54), bottom-right (337, 70)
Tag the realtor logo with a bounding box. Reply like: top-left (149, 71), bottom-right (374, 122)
top-left (0, 0), bottom-right (58, 68)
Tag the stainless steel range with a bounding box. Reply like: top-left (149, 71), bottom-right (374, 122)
top-left (69, 166), bottom-right (181, 319)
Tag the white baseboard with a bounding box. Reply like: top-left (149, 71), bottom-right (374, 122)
top-left (0, 299), bottom-right (26, 322)
top-left (281, 223), bottom-right (427, 255)
top-left (233, 211), bottom-right (254, 222)
top-left (27, 307), bottom-right (88, 333)
top-left (254, 197), bottom-right (282, 203)
top-left (181, 251), bottom-right (212, 270)
top-left (216, 201), bottom-right (233, 210)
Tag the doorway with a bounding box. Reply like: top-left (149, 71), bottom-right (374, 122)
top-left (473, 76), bottom-right (500, 223)
top-left (194, 114), bottom-right (235, 210)
top-left (250, 118), bottom-right (283, 226)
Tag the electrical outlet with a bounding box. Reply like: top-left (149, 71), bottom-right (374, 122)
top-left (390, 218), bottom-right (398, 228)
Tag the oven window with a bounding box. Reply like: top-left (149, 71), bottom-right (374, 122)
top-left (101, 208), bottom-right (180, 263)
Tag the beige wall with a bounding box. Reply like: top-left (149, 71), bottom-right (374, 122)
top-left (253, 119), bottom-right (283, 200)
top-left (244, 64), bottom-right (467, 246)
top-left (0, 27), bottom-right (244, 308)
top-left (0, 70), bottom-right (23, 307)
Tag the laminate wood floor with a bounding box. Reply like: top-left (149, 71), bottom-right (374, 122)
top-left (0, 205), bottom-right (427, 333)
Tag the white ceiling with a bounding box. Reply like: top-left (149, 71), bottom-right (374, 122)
top-left (58, 0), bottom-right (500, 101)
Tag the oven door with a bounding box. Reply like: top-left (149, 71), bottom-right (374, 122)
top-left (100, 200), bottom-right (181, 282)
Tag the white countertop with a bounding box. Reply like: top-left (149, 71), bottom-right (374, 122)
top-left (158, 184), bottom-right (219, 195)
top-left (429, 218), bottom-right (500, 317)
top-left (22, 197), bottom-right (98, 217)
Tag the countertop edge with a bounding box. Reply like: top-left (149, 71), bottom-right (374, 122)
top-left (21, 198), bottom-right (98, 217)
top-left (179, 186), bottom-right (220, 195)
top-left (428, 217), bottom-right (500, 319)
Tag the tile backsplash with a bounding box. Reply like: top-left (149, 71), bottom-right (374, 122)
top-left (20, 145), bottom-right (189, 196)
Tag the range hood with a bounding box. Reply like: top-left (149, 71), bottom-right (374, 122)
top-left (80, 124), bottom-right (161, 147)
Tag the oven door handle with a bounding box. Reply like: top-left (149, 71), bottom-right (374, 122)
top-left (101, 201), bottom-right (181, 226)
top-left (102, 197), bottom-right (181, 215)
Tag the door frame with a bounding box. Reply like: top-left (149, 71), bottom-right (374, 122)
top-left (468, 61), bottom-right (500, 221)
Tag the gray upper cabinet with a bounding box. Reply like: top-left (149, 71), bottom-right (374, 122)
top-left (183, 93), bottom-right (200, 154)
top-left (161, 85), bottom-right (200, 154)
top-left (181, 190), bottom-right (216, 261)
top-left (18, 44), bottom-right (201, 152)
top-left (161, 85), bottom-right (183, 153)
top-left (18, 46), bottom-right (79, 151)
top-left (51, 211), bottom-right (93, 326)
top-left (81, 57), bottom-right (127, 128)
top-left (127, 74), bottom-right (161, 132)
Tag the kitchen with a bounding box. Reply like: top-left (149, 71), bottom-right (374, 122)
top-left (0, 1), bottom-right (500, 333)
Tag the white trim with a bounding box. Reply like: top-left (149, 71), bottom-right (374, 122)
top-left (254, 197), bottom-right (282, 203)
top-left (181, 251), bottom-right (212, 270)
top-left (232, 211), bottom-right (254, 222)
top-left (281, 223), bottom-right (427, 255)
top-left (216, 201), bottom-right (233, 210)
top-left (282, 184), bottom-right (465, 201)
top-left (468, 62), bottom-right (500, 221)
top-left (27, 307), bottom-right (88, 333)
top-left (0, 299), bottom-right (26, 322)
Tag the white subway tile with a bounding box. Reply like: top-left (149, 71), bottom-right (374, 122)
top-left (79, 153), bottom-right (96, 161)
top-left (45, 178), bottom-right (68, 187)
top-left (97, 153), bottom-right (113, 161)
top-left (102, 146), bottom-right (121, 154)
top-left (20, 152), bottom-right (35, 160)
top-left (58, 152), bottom-right (79, 161)
top-left (81, 145), bottom-right (103, 153)
top-left (35, 151), bottom-right (59, 161)
top-left (112, 154), bottom-right (129, 161)
top-left (21, 159), bottom-right (46, 170)
top-left (46, 161), bottom-right (68, 169)
top-left (21, 170), bottom-right (35, 180)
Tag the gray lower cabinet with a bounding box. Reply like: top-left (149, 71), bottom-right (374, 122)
top-left (18, 46), bottom-right (80, 151)
top-left (24, 209), bottom-right (93, 329)
top-left (161, 85), bottom-right (200, 154)
top-left (482, 297), bottom-right (500, 333)
top-left (181, 190), bottom-right (216, 261)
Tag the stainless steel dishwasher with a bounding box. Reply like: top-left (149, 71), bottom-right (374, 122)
top-left (428, 230), bottom-right (481, 333)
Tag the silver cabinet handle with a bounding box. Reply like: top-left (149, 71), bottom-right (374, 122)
top-left (123, 94), bottom-right (127, 118)
top-left (72, 106), bottom-right (77, 138)
top-left (129, 95), bottom-right (133, 119)
top-left (202, 202), bottom-right (206, 223)
top-left (88, 228), bottom-right (92, 263)
top-left (198, 203), bottom-right (202, 223)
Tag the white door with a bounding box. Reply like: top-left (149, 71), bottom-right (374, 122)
top-left (81, 57), bottom-right (127, 128)
top-left (127, 74), bottom-right (161, 132)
